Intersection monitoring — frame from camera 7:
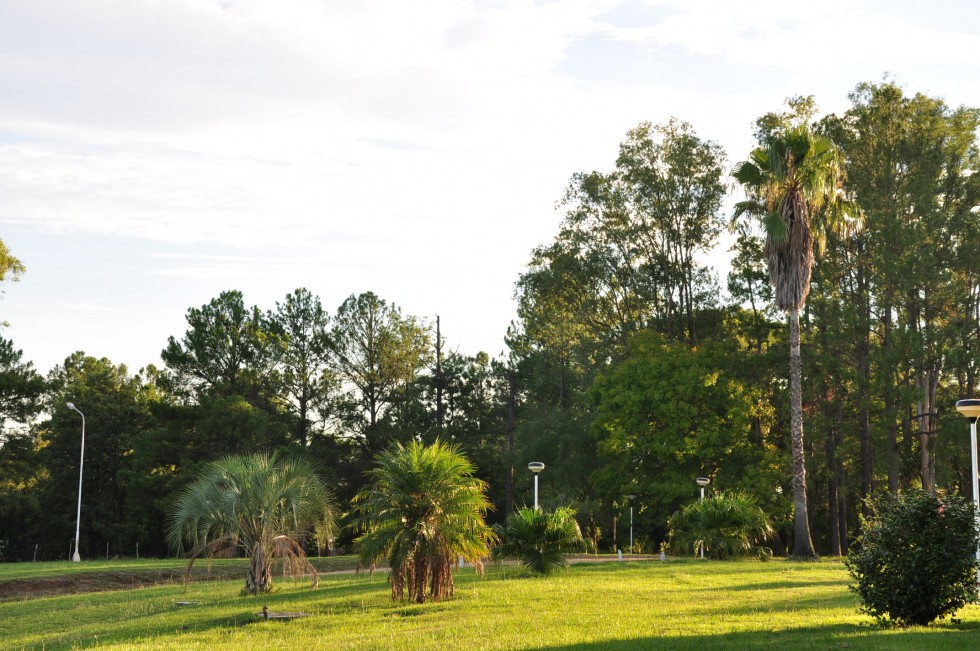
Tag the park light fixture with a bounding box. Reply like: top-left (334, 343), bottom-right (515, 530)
top-left (696, 477), bottom-right (710, 559)
top-left (696, 476), bottom-right (710, 498)
top-left (67, 402), bottom-right (86, 562)
top-left (528, 462), bottom-right (545, 510)
top-left (954, 399), bottom-right (980, 586)
top-left (628, 494), bottom-right (637, 555)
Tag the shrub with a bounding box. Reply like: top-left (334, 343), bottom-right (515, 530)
top-left (845, 490), bottom-right (979, 626)
top-left (493, 506), bottom-right (585, 575)
top-left (667, 491), bottom-right (773, 560)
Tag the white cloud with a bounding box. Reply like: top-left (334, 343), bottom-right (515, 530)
top-left (1, 0), bottom-right (979, 372)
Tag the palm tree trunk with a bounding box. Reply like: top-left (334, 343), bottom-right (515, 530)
top-left (245, 549), bottom-right (272, 595)
top-left (789, 308), bottom-right (816, 558)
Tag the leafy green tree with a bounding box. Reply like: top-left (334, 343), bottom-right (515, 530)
top-left (517, 119), bottom-right (727, 360)
top-left (0, 239), bottom-right (24, 286)
top-left (0, 432), bottom-right (42, 561)
top-left (0, 337), bottom-right (44, 435)
top-left (329, 292), bottom-right (431, 453)
top-left (37, 353), bottom-right (155, 558)
top-left (615, 118), bottom-right (728, 342)
top-left (161, 290), bottom-right (276, 402)
top-left (167, 451), bottom-right (338, 595)
top-left (732, 124), bottom-right (861, 558)
top-left (160, 291), bottom-right (290, 457)
top-left (591, 331), bottom-right (782, 545)
top-left (267, 288), bottom-right (337, 446)
top-left (825, 82), bottom-right (980, 494)
top-left (726, 224), bottom-right (778, 353)
top-left (352, 440), bottom-right (495, 603)
top-left (0, 238), bottom-right (25, 326)
top-left (667, 491), bottom-right (774, 560)
top-left (493, 506), bottom-right (584, 574)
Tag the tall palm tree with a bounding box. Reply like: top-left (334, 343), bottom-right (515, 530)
top-left (733, 125), bottom-right (860, 558)
top-left (166, 452), bottom-right (338, 595)
top-left (352, 439), bottom-right (495, 603)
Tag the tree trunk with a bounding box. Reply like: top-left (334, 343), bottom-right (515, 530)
top-left (435, 315), bottom-right (444, 430)
top-left (789, 308), bottom-right (816, 558)
top-left (826, 427), bottom-right (840, 556)
top-left (245, 550), bottom-right (272, 595)
top-left (505, 369), bottom-right (516, 519)
top-left (917, 366), bottom-right (939, 493)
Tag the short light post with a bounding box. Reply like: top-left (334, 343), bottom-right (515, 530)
top-left (696, 477), bottom-right (710, 560)
top-left (528, 462), bottom-right (545, 511)
top-left (628, 494), bottom-right (637, 555)
top-left (67, 402), bottom-right (86, 562)
top-left (954, 399), bottom-right (980, 587)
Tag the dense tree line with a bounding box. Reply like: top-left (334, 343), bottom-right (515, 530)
top-left (1, 79), bottom-right (979, 561)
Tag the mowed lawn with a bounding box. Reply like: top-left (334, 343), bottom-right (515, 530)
top-left (3, 557), bottom-right (980, 650)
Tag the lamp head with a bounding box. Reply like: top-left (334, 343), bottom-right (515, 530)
top-left (67, 402), bottom-right (76, 410)
top-left (628, 494), bottom-right (637, 500)
top-left (528, 462), bottom-right (545, 474)
top-left (696, 477), bottom-right (710, 487)
top-left (955, 399), bottom-right (980, 420)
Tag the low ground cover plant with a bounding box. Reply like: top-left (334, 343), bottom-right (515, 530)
top-left (667, 491), bottom-right (773, 560)
top-left (493, 506), bottom-right (585, 574)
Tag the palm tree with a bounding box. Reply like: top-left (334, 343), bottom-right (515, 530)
top-left (493, 506), bottom-right (585, 574)
top-left (352, 439), bottom-right (495, 603)
top-left (166, 452), bottom-right (338, 595)
top-left (667, 492), bottom-right (774, 560)
top-left (732, 125), bottom-right (860, 558)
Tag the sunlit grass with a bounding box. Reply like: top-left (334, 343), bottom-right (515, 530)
top-left (0, 556), bottom-right (358, 582)
top-left (3, 558), bottom-right (980, 649)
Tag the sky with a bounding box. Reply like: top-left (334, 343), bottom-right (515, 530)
top-left (1, 0), bottom-right (979, 375)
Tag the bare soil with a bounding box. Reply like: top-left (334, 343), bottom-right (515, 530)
top-left (0, 566), bottom-right (243, 600)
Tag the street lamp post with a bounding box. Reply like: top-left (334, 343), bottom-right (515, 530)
top-left (628, 494), bottom-right (637, 555)
top-left (67, 402), bottom-right (86, 562)
top-left (696, 477), bottom-right (710, 560)
top-left (528, 462), bottom-right (545, 510)
top-left (954, 399), bottom-right (980, 587)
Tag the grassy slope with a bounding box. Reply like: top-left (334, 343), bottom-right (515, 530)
top-left (3, 558), bottom-right (980, 650)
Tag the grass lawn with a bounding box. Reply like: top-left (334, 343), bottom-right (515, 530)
top-left (3, 557), bottom-right (980, 650)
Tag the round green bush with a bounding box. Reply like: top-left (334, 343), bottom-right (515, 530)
top-left (845, 490), bottom-right (979, 626)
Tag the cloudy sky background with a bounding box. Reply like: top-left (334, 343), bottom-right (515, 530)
top-left (2, 0), bottom-right (979, 374)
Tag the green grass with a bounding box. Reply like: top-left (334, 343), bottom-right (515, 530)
top-left (0, 556), bottom-right (358, 582)
top-left (3, 558), bottom-right (980, 649)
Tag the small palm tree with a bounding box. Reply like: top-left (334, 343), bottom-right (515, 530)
top-left (166, 451), bottom-right (338, 595)
top-left (732, 125), bottom-right (860, 558)
top-left (493, 506), bottom-right (585, 575)
top-left (352, 439), bottom-right (495, 603)
top-left (668, 492), bottom-right (774, 560)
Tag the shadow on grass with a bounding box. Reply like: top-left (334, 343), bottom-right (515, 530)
top-left (530, 621), bottom-right (980, 651)
top-left (709, 578), bottom-right (850, 592)
top-left (11, 575), bottom-right (392, 650)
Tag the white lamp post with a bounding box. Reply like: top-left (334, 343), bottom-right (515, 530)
top-left (954, 399), bottom-right (980, 587)
top-left (67, 402), bottom-right (86, 562)
top-left (528, 462), bottom-right (545, 510)
top-left (696, 477), bottom-right (710, 560)
top-left (628, 494), bottom-right (637, 554)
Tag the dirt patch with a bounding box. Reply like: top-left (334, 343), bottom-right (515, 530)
top-left (0, 568), bottom-right (243, 600)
